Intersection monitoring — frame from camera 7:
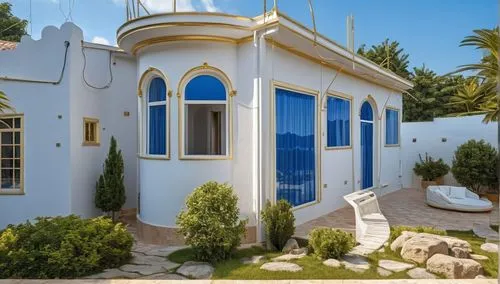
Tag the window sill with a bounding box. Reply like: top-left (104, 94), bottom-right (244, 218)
top-left (384, 144), bottom-right (400, 148)
top-left (325, 145), bottom-right (352, 150)
top-left (179, 155), bottom-right (231, 160)
top-left (138, 154), bottom-right (170, 160)
top-left (0, 190), bottom-right (24, 195)
top-left (82, 142), bottom-right (100, 147)
top-left (291, 199), bottom-right (320, 211)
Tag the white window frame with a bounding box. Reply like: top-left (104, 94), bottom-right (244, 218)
top-left (178, 64), bottom-right (234, 160)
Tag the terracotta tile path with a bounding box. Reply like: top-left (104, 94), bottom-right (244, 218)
top-left (295, 188), bottom-right (499, 238)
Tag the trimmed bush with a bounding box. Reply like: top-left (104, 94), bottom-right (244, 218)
top-left (261, 200), bottom-right (295, 251)
top-left (309, 228), bottom-right (355, 259)
top-left (452, 139), bottom-right (498, 193)
top-left (0, 215), bottom-right (133, 279)
top-left (389, 225), bottom-right (446, 243)
top-left (413, 153), bottom-right (450, 181)
top-left (177, 181), bottom-right (247, 263)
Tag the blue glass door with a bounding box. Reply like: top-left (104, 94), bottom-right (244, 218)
top-left (275, 88), bottom-right (316, 207)
top-left (360, 102), bottom-right (374, 189)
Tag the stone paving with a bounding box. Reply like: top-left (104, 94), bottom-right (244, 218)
top-left (296, 188), bottom-right (499, 238)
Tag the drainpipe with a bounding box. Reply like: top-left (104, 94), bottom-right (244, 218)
top-left (254, 16), bottom-right (279, 243)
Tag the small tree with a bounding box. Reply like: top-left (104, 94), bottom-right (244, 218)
top-left (451, 139), bottom-right (498, 193)
top-left (95, 136), bottom-right (126, 221)
top-left (261, 200), bottom-right (295, 251)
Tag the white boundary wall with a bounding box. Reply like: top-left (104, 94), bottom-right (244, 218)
top-left (401, 115), bottom-right (498, 189)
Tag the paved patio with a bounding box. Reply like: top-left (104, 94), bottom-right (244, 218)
top-left (296, 188), bottom-right (499, 238)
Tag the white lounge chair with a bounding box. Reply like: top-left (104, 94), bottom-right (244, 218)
top-left (344, 191), bottom-right (390, 255)
top-left (426, 186), bottom-right (493, 212)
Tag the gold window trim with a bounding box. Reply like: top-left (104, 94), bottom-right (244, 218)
top-left (177, 63), bottom-right (235, 160)
top-left (82, 117), bottom-right (100, 146)
top-left (270, 80), bottom-right (322, 210)
top-left (0, 113), bottom-right (24, 195)
top-left (384, 106), bottom-right (401, 147)
top-left (325, 92), bottom-right (353, 150)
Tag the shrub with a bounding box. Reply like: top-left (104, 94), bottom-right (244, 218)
top-left (95, 136), bottom-right (126, 221)
top-left (451, 139), bottom-right (498, 193)
top-left (176, 181), bottom-right (246, 263)
top-left (308, 228), bottom-right (355, 259)
top-left (0, 215), bottom-right (133, 279)
top-left (261, 200), bottom-right (295, 251)
top-left (413, 153), bottom-right (450, 181)
top-left (389, 226), bottom-right (446, 243)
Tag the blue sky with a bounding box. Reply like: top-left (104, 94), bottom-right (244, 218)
top-left (6, 0), bottom-right (497, 75)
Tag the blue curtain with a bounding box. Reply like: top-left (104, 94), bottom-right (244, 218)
top-left (275, 88), bottom-right (316, 207)
top-left (361, 122), bottom-right (373, 189)
top-left (148, 78), bottom-right (167, 155)
top-left (386, 109), bottom-right (399, 145)
top-left (327, 97), bottom-right (350, 147)
top-left (185, 75), bottom-right (226, 100)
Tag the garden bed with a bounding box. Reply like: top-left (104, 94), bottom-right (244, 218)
top-left (167, 229), bottom-right (497, 280)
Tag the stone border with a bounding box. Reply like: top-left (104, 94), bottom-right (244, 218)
top-left (136, 217), bottom-right (257, 245)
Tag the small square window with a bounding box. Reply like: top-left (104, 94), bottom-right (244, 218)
top-left (83, 118), bottom-right (100, 146)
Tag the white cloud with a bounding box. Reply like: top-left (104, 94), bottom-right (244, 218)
top-left (91, 36), bottom-right (111, 46)
top-left (200, 0), bottom-right (219, 12)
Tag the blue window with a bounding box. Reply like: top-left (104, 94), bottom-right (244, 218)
top-left (275, 87), bottom-right (317, 207)
top-left (147, 77), bottom-right (167, 155)
top-left (327, 96), bottom-right (351, 147)
top-left (185, 75), bottom-right (226, 101)
top-left (385, 108), bottom-right (399, 145)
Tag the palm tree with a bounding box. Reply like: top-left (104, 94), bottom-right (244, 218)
top-left (357, 39), bottom-right (410, 79)
top-left (0, 91), bottom-right (13, 112)
top-left (447, 78), bottom-right (487, 113)
top-left (453, 28), bottom-right (499, 123)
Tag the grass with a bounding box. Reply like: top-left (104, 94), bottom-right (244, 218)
top-left (167, 230), bottom-right (498, 280)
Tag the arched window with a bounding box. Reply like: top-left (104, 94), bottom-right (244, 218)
top-left (179, 66), bottom-right (233, 159)
top-left (147, 77), bottom-right (167, 155)
top-left (139, 68), bottom-right (170, 158)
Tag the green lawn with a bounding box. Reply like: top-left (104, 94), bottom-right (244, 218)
top-left (168, 230), bottom-right (497, 280)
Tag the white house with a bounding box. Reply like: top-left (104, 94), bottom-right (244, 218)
top-left (0, 9), bottom-right (412, 244)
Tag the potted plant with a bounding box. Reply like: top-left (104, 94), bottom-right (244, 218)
top-left (413, 153), bottom-right (450, 190)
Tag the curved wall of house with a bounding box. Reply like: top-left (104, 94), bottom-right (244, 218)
top-left (136, 41), bottom-right (256, 233)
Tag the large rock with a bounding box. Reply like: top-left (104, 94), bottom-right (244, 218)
top-left (418, 233), bottom-right (472, 252)
top-left (378, 259), bottom-right (415, 272)
top-left (282, 238), bottom-right (299, 253)
top-left (390, 231), bottom-right (417, 252)
top-left (401, 235), bottom-right (448, 264)
top-left (426, 254), bottom-right (483, 279)
top-left (176, 261), bottom-right (214, 279)
top-left (406, 267), bottom-right (437, 279)
top-left (450, 247), bottom-right (470, 259)
top-left (260, 262), bottom-right (302, 272)
top-left (480, 242), bottom-right (498, 253)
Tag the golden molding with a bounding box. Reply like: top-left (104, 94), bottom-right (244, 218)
top-left (132, 35), bottom-right (243, 55)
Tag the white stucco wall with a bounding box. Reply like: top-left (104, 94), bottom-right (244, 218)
top-left (0, 23), bottom-right (138, 228)
top-left (401, 115), bottom-right (498, 189)
top-left (137, 41), bottom-right (256, 227)
top-left (0, 24), bottom-right (75, 228)
top-left (261, 44), bottom-right (403, 225)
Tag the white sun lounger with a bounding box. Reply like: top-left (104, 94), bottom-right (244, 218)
top-left (426, 186), bottom-right (493, 212)
top-left (344, 191), bottom-right (390, 255)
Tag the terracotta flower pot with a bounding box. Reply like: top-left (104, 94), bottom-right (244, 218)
top-left (421, 180), bottom-right (438, 190)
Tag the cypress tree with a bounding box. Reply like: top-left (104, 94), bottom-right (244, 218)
top-left (95, 136), bottom-right (126, 221)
